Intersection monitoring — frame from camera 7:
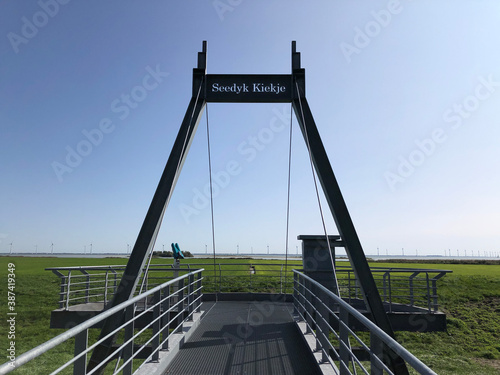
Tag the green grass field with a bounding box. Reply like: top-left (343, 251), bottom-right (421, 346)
top-left (0, 256), bottom-right (499, 374)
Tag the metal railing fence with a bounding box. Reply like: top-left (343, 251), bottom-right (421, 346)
top-left (0, 269), bottom-right (203, 375)
top-left (177, 262), bottom-right (301, 294)
top-left (293, 270), bottom-right (437, 375)
top-left (340, 266), bottom-right (450, 312)
top-left (47, 263), bottom-right (450, 313)
top-left (47, 265), bottom-right (198, 309)
top-left (49, 266), bottom-right (123, 309)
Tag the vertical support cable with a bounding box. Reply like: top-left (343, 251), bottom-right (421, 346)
top-left (138, 246), bottom-right (155, 295)
top-left (295, 80), bottom-right (357, 373)
top-left (205, 104), bottom-right (217, 297)
top-left (294, 81), bottom-right (339, 294)
top-left (284, 104), bottom-right (293, 297)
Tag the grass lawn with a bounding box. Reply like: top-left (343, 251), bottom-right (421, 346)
top-left (0, 256), bottom-right (499, 374)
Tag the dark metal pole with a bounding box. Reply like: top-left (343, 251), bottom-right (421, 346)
top-left (291, 42), bottom-right (408, 375)
top-left (87, 43), bottom-right (207, 373)
top-left (87, 96), bottom-right (206, 372)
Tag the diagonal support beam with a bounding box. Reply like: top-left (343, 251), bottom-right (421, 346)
top-left (291, 94), bottom-right (385, 325)
top-left (87, 94), bottom-right (206, 373)
top-left (87, 41), bottom-right (208, 374)
top-left (291, 40), bottom-right (407, 375)
top-left (291, 92), bottom-right (409, 375)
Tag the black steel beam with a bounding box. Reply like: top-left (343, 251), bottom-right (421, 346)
top-left (291, 94), bottom-right (408, 375)
top-left (291, 39), bottom-right (408, 375)
top-left (87, 95), bottom-right (206, 372)
top-left (291, 95), bottom-right (408, 374)
top-left (87, 42), bottom-right (208, 373)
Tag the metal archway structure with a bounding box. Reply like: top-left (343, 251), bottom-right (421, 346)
top-left (88, 41), bottom-right (409, 375)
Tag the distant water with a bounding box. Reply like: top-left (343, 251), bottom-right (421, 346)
top-left (1, 252), bottom-right (498, 261)
top-left (0, 252), bottom-right (129, 258)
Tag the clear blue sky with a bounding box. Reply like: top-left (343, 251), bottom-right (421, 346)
top-left (1, 1), bottom-right (500, 256)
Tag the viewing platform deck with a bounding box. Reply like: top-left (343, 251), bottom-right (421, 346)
top-left (162, 301), bottom-right (323, 375)
top-left (47, 262), bottom-right (452, 332)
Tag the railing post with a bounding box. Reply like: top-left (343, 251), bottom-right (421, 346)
top-left (426, 273), bottom-right (431, 312)
top-left (347, 270), bottom-right (352, 305)
top-left (196, 271), bottom-right (202, 312)
top-left (60, 275), bottom-right (66, 309)
top-left (66, 270), bottom-right (72, 310)
top-left (431, 271), bottom-right (447, 312)
top-left (317, 294), bottom-right (329, 363)
top-left (409, 272), bottom-right (420, 306)
top-left (81, 270), bottom-right (90, 304)
top-left (218, 264), bottom-right (222, 293)
top-left (112, 269), bottom-right (118, 295)
top-left (188, 274), bottom-right (194, 320)
top-left (339, 307), bottom-right (350, 375)
top-left (161, 286), bottom-right (170, 350)
top-left (304, 278), bottom-right (313, 334)
top-left (431, 275), bottom-right (439, 312)
top-left (387, 272), bottom-right (392, 313)
top-left (123, 304), bottom-right (135, 375)
top-left (104, 271), bottom-right (109, 308)
top-left (293, 272), bottom-right (298, 315)
top-left (51, 270), bottom-right (66, 309)
top-left (249, 263), bottom-right (253, 292)
top-left (280, 264), bottom-right (284, 294)
top-left (355, 278), bottom-right (360, 300)
top-left (383, 271), bottom-right (388, 303)
top-left (311, 286), bottom-right (321, 352)
top-left (73, 329), bottom-right (88, 375)
top-left (152, 290), bottom-right (161, 362)
top-left (286, 264), bottom-right (291, 295)
top-left (301, 275), bottom-right (307, 322)
top-left (178, 278), bottom-right (185, 332)
top-left (370, 331), bottom-right (384, 375)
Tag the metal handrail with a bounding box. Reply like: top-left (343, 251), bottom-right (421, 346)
top-left (46, 263), bottom-right (452, 273)
top-left (0, 269), bottom-right (204, 375)
top-left (47, 263), bottom-right (450, 312)
top-left (293, 270), bottom-right (437, 375)
top-left (46, 265), bottom-right (128, 271)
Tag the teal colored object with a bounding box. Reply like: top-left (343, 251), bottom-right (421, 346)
top-left (171, 243), bottom-right (185, 260)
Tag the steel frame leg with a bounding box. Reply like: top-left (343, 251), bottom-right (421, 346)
top-left (291, 46), bottom-right (408, 373)
top-left (87, 95), bottom-right (206, 373)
